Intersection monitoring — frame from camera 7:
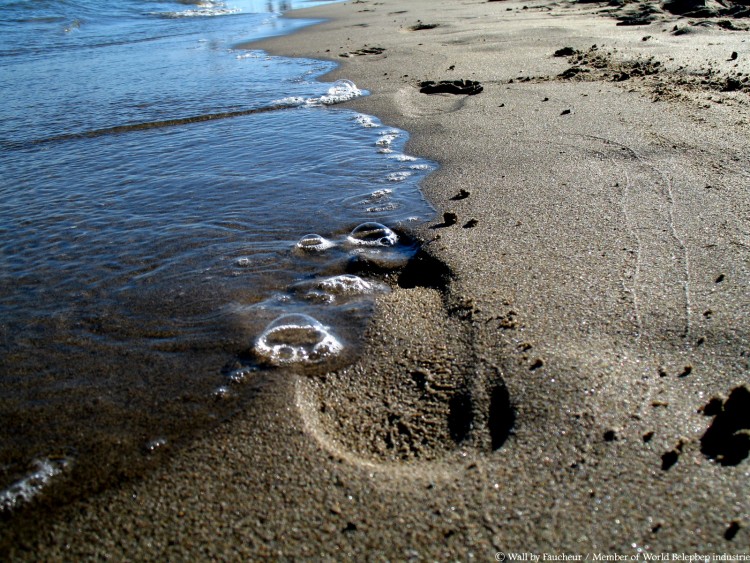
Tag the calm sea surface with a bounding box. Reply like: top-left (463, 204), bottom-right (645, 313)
top-left (0, 0), bottom-right (434, 521)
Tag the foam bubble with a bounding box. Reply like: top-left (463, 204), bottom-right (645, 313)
top-left (318, 274), bottom-right (377, 294)
top-left (213, 386), bottom-right (232, 399)
top-left (366, 203), bottom-right (398, 213)
top-left (295, 234), bottom-right (335, 252)
top-left (145, 437), bottom-right (167, 454)
top-left (348, 222), bottom-right (398, 247)
top-left (388, 154), bottom-right (417, 162)
top-left (273, 96), bottom-right (306, 106)
top-left (227, 366), bottom-right (258, 383)
top-left (318, 80), bottom-right (363, 105)
top-left (273, 80), bottom-right (363, 108)
top-left (376, 133), bottom-right (398, 147)
top-left (410, 163), bottom-right (433, 170)
top-left (290, 274), bottom-right (385, 303)
top-left (152, 5), bottom-right (240, 18)
top-left (235, 51), bottom-right (268, 60)
top-left (235, 257), bottom-right (251, 267)
top-left (386, 171), bottom-right (412, 182)
top-left (254, 314), bottom-right (343, 365)
top-left (0, 457), bottom-right (70, 512)
top-left (370, 189), bottom-right (392, 198)
top-left (355, 114), bottom-right (379, 128)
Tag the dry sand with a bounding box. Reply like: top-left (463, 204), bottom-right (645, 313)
top-left (7, 0), bottom-right (750, 558)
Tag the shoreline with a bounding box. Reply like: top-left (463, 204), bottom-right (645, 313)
top-left (13, 0), bottom-right (750, 557)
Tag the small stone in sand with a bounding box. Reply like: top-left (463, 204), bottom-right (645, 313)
top-left (443, 212), bottom-right (458, 226)
top-left (661, 449), bottom-right (680, 470)
top-left (725, 521), bottom-right (741, 541)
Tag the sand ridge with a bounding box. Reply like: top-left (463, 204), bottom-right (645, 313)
top-left (6, 0), bottom-right (750, 558)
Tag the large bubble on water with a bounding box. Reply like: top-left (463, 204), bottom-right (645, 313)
top-left (295, 233), bottom-right (335, 253)
top-left (347, 222), bottom-right (398, 247)
top-left (254, 314), bottom-right (343, 366)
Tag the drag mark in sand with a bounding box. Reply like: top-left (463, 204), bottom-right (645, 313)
top-left (580, 134), bottom-right (693, 343)
top-left (653, 162), bottom-right (693, 341)
top-left (620, 166), bottom-right (647, 346)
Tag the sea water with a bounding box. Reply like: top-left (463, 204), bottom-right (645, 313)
top-left (0, 0), bottom-right (434, 519)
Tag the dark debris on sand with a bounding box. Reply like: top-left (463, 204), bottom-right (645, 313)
top-left (700, 385), bottom-right (750, 466)
top-left (558, 45), bottom-right (662, 81)
top-left (340, 46), bottom-right (386, 57)
top-left (419, 79), bottom-right (483, 95)
top-left (553, 44), bottom-right (750, 96)
top-left (409, 21), bottom-right (439, 31)
top-left (663, 0), bottom-right (750, 18)
top-left (576, 0), bottom-right (750, 19)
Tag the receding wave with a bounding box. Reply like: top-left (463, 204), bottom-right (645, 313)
top-left (2, 105), bottom-right (296, 149)
top-left (1, 80), bottom-right (364, 150)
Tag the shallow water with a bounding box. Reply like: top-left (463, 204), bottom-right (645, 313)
top-left (0, 0), bottom-right (434, 519)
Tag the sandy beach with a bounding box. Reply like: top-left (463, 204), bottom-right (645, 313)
top-left (7, 0), bottom-right (750, 558)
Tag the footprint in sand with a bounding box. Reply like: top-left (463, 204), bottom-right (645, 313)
top-left (339, 46), bottom-right (386, 58)
top-left (395, 87), bottom-right (466, 118)
top-left (293, 248), bottom-right (516, 468)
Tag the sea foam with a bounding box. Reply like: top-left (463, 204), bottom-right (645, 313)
top-left (0, 457), bottom-right (70, 512)
top-left (274, 80), bottom-right (363, 108)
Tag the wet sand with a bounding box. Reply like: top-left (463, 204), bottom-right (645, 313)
top-left (9, 0), bottom-right (750, 558)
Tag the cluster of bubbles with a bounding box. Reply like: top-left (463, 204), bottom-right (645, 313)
top-left (220, 112), bottom-right (432, 379)
top-left (250, 222), bottom-right (400, 368)
top-left (375, 130), bottom-right (400, 154)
